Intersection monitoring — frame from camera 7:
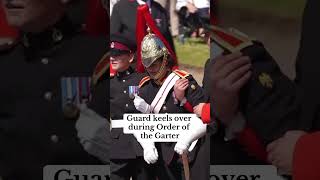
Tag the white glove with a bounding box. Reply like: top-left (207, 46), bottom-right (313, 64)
top-left (142, 142), bottom-right (159, 164)
top-left (80, 139), bottom-right (109, 163)
top-left (76, 104), bottom-right (110, 163)
top-left (132, 131), bottom-right (158, 164)
top-left (134, 95), bottom-right (151, 113)
top-left (174, 142), bottom-right (189, 155)
top-left (174, 116), bottom-right (207, 155)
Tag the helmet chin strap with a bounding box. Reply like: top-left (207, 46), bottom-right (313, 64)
top-left (149, 56), bottom-right (169, 85)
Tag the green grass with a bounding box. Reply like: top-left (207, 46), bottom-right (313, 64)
top-left (220, 0), bottom-right (306, 19)
top-left (174, 38), bottom-right (209, 68)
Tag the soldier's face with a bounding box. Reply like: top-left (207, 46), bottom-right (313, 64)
top-left (2, 0), bottom-right (66, 31)
top-left (110, 53), bottom-right (134, 72)
top-left (146, 58), bottom-right (167, 77)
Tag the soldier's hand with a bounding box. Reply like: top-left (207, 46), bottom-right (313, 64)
top-left (174, 117), bottom-right (207, 154)
top-left (143, 144), bottom-right (159, 164)
top-left (132, 127), bottom-right (158, 164)
top-left (267, 130), bottom-right (306, 174)
top-left (211, 52), bottom-right (252, 125)
top-left (134, 95), bottom-right (151, 113)
top-left (76, 104), bottom-right (110, 163)
top-left (186, 2), bottom-right (198, 13)
top-left (193, 103), bottom-right (206, 117)
top-left (174, 141), bottom-right (189, 155)
top-left (174, 78), bottom-right (189, 102)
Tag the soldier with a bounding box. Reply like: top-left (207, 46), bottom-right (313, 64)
top-left (0, 0), bottom-right (108, 179)
top-left (133, 28), bottom-right (209, 179)
top-left (109, 33), bottom-right (153, 180)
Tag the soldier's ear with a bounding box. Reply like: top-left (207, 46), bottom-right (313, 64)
top-left (165, 58), bottom-right (168, 65)
top-left (129, 54), bottom-right (134, 63)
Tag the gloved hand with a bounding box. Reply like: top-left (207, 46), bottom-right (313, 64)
top-left (76, 104), bottom-right (110, 163)
top-left (132, 131), bottom-right (158, 164)
top-left (142, 142), bottom-right (159, 164)
top-left (134, 95), bottom-right (151, 113)
top-left (174, 116), bottom-right (207, 155)
top-left (174, 142), bottom-right (189, 156)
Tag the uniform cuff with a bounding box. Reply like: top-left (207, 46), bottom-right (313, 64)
top-left (201, 103), bottom-right (211, 124)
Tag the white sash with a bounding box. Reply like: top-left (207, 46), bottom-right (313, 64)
top-left (150, 73), bottom-right (180, 113)
top-left (149, 72), bottom-right (198, 151)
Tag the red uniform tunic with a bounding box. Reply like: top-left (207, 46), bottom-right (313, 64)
top-left (293, 132), bottom-right (320, 180)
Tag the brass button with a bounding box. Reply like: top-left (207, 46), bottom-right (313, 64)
top-left (44, 91), bottom-right (53, 101)
top-left (50, 134), bottom-right (59, 143)
top-left (41, 58), bottom-right (49, 65)
top-left (163, 106), bottom-right (167, 111)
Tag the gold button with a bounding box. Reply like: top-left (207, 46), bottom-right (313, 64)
top-left (41, 58), bottom-right (49, 65)
top-left (163, 106), bottom-right (167, 111)
top-left (123, 80), bottom-right (126, 82)
top-left (44, 91), bottom-right (52, 101)
top-left (125, 104), bottom-right (129, 107)
top-left (50, 134), bottom-right (59, 143)
top-left (124, 90), bottom-right (127, 94)
top-left (191, 84), bottom-right (196, 90)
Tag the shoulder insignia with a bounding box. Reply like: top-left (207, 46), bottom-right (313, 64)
top-left (173, 69), bottom-right (190, 79)
top-left (209, 25), bottom-right (254, 53)
top-left (92, 51), bottom-right (109, 86)
top-left (139, 76), bottom-right (151, 88)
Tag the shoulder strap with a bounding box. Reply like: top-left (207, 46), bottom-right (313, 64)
top-left (92, 51), bottom-right (109, 86)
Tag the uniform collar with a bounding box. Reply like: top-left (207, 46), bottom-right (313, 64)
top-left (22, 16), bottom-right (77, 61)
top-left (116, 66), bottom-right (134, 78)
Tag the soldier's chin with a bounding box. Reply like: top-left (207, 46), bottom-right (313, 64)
top-left (111, 64), bottom-right (120, 71)
top-left (6, 16), bottom-right (26, 28)
top-left (149, 74), bottom-right (158, 79)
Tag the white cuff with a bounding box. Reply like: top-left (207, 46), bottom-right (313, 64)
top-left (224, 112), bottom-right (246, 141)
top-left (179, 97), bottom-right (187, 106)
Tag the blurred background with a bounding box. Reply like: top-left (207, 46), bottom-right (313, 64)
top-left (214, 0), bottom-right (306, 79)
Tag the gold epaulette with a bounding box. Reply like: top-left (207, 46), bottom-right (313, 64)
top-left (173, 69), bottom-right (190, 79)
top-left (92, 51), bottom-right (109, 86)
top-left (139, 76), bottom-right (151, 88)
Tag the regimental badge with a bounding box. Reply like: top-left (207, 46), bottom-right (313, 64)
top-left (259, 73), bottom-right (273, 89)
top-left (129, 86), bottom-right (139, 99)
top-left (61, 77), bottom-right (92, 119)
